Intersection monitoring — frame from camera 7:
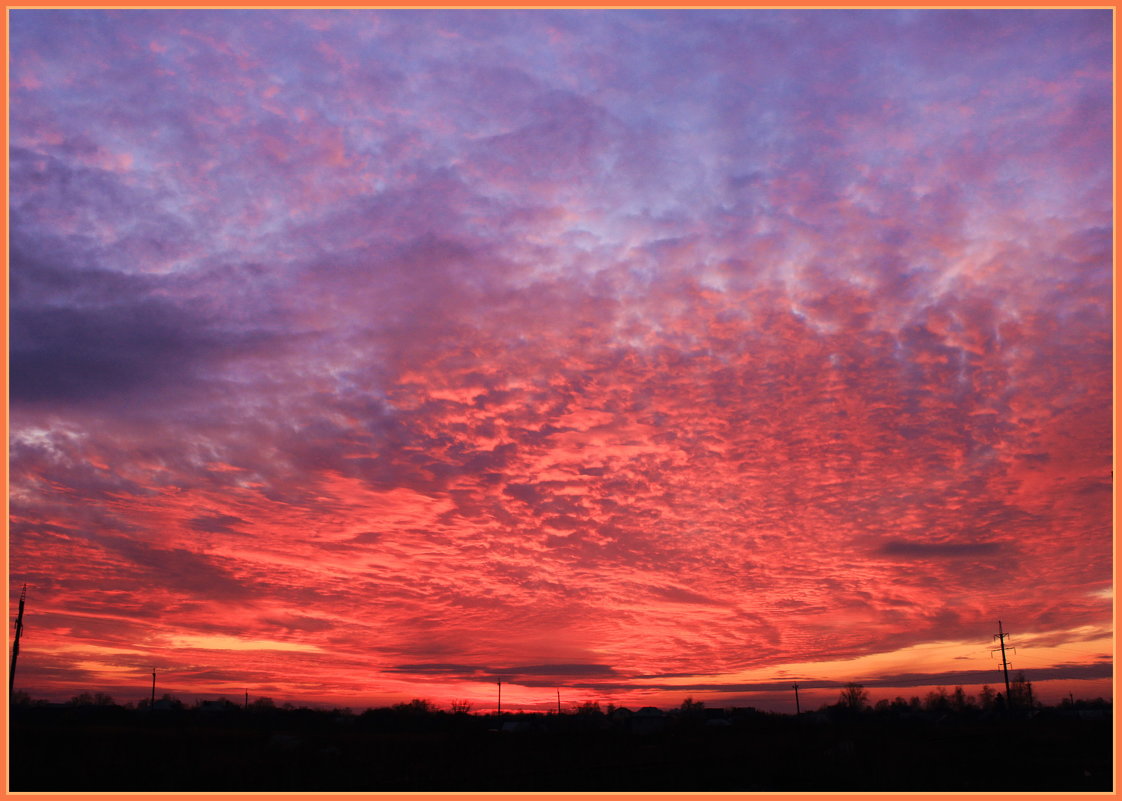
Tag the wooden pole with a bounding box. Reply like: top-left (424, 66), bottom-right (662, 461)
top-left (9, 585), bottom-right (26, 698)
top-left (995, 621), bottom-right (1012, 706)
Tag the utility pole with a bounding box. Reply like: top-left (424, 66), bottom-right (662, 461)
top-left (9, 585), bottom-right (26, 698)
top-left (245, 689), bottom-right (249, 710)
top-left (792, 683), bottom-right (801, 715)
top-left (150, 667), bottom-right (157, 710)
top-left (992, 620), bottom-right (1015, 707)
top-left (497, 681), bottom-right (502, 718)
top-left (556, 688), bottom-right (561, 715)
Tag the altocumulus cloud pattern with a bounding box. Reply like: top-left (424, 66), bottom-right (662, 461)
top-left (8, 9), bottom-right (1112, 709)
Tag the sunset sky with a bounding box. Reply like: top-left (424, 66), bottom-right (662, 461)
top-left (8, 10), bottom-right (1113, 712)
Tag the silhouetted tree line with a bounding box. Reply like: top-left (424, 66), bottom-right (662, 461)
top-left (820, 675), bottom-right (1090, 721)
top-left (9, 686), bottom-right (1112, 792)
top-left (10, 675), bottom-right (1109, 723)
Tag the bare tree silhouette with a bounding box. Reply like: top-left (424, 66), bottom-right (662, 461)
top-left (838, 683), bottom-right (869, 711)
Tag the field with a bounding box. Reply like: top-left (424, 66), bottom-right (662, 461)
top-left (9, 702), bottom-right (1112, 792)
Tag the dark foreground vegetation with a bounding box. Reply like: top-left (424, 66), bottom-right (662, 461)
top-left (10, 694), bottom-right (1112, 792)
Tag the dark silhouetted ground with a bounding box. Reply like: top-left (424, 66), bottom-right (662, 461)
top-left (9, 702), bottom-right (1112, 791)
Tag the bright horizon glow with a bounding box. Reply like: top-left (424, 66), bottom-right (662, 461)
top-left (8, 9), bottom-right (1112, 713)
top-left (164, 635), bottom-right (324, 653)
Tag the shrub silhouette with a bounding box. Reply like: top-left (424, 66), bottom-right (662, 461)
top-left (69, 692), bottom-right (116, 707)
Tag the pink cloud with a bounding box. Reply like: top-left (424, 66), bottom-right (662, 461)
top-left (8, 9), bottom-right (1111, 710)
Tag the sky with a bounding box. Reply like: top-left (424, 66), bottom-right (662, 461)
top-left (8, 9), bottom-right (1113, 712)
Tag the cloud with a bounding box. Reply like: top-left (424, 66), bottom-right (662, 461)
top-left (7, 10), bottom-right (1111, 708)
top-left (187, 514), bottom-right (249, 534)
top-left (877, 540), bottom-right (1004, 559)
top-left (649, 585), bottom-right (729, 607)
top-left (866, 663), bottom-right (1114, 688)
top-left (95, 535), bottom-right (255, 602)
top-left (389, 663), bottom-right (620, 682)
